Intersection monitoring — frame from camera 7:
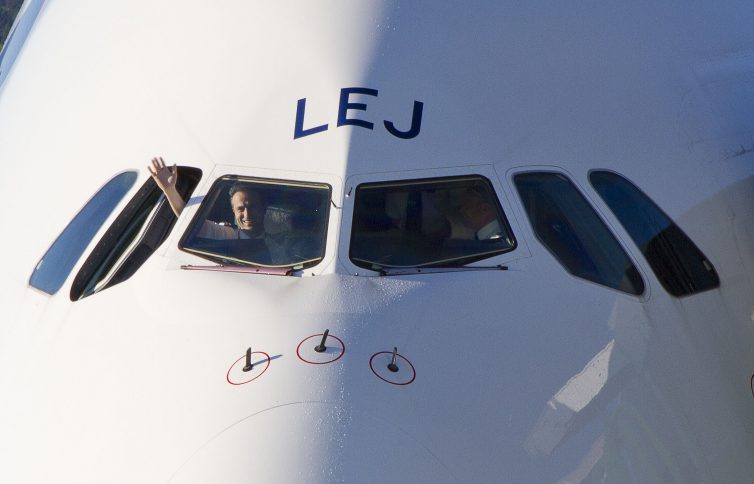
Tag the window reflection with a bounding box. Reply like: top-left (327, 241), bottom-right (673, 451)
top-left (350, 176), bottom-right (515, 269)
top-left (589, 170), bottom-right (719, 296)
top-left (180, 177), bottom-right (330, 268)
top-left (514, 172), bottom-right (644, 295)
top-left (30, 171), bottom-right (137, 294)
top-left (70, 167), bottom-right (202, 300)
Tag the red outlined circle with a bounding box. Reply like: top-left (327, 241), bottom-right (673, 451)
top-left (226, 351), bottom-right (271, 385)
top-left (296, 333), bottom-right (346, 365)
top-left (369, 351), bottom-right (416, 386)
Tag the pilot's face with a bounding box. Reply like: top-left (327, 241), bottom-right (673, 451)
top-left (231, 190), bottom-right (265, 235)
top-left (460, 199), bottom-right (494, 231)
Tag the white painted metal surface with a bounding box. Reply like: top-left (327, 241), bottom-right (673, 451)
top-left (0, 1), bottom-right (753, 482)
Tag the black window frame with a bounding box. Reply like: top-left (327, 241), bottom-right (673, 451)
top-left (70, 167), bottom-right (202, 300)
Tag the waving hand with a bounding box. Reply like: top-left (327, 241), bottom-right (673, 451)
top-left (147, 156), bottom-right (185, 217)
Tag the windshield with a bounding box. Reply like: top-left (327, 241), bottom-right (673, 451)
top-left (349, 176), bottom-right (515, 269)
top-left (179, 176), bottom-right (331, 268)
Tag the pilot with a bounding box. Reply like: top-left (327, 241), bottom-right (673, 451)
top-left (206, 184), bottom-right (267, 240)
top-left (148, 157), bottom-right (314, 264)
top-left (459, 186), bottom-right (504, 240)
top-left (148, 157), bottom-right (266, 239)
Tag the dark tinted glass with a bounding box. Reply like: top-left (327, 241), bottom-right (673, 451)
top-left (350, 176), bottom-right (515, 269)
top-left (180, 177), bottom-right (331, 268)
top-left (29, 171), bottom-right (137, 294)
top-left (589, 170), bottom-right (719, 296)
top-left (514, 172), bottom-right (644, 295)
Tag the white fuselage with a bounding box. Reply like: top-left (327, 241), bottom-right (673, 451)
top-left (0, 1), bottom-right (753, 482)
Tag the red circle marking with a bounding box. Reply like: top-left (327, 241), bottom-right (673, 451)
top-left (226, 351), bottom-right (271, 385)
top-left (296, 333), bottom-right (346, 365)
top-left (369, 351), bottom-right (416, 386)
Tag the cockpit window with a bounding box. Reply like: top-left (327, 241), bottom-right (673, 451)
top-left (0, 0), bottom-right (46, 88)
top-left (70, 167), bottom-right (202, 300)
top-left (30, 171), bottom-right (137, 295)
top-left (179, 176), bottom-right (331, 268)
top-left (514, 172), bottom-right (645, 295)
top-left (589, 170), bottom-right (719, 297)
top-left (349, 176), bottom-right (516, 269)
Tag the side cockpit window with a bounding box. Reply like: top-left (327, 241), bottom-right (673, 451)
top-left (30, 171), bottom-right (138, 295)
top-left (179, 176), bottom-right (331, 269)
top-left (70, 167), bottom-right (202, 300)
top-left (589, 170), bottom-right (719, 297)
top-left (514, 172), bottom-right (645, 295)
top-left (0, 0), bottom-right (46, 88)
top-left (350, 176), bottom-right (516, 269)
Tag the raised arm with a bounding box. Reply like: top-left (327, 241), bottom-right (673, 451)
top-left (147, 156), bottom-right (185, 217)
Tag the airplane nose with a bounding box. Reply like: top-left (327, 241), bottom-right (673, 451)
top-left (168, 401), bottom-right (455, 484)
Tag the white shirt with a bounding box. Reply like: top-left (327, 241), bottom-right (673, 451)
top-left (476, 219), bottom-right (503, 240)
top-left (198, 220), bottom-right (251, 239)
